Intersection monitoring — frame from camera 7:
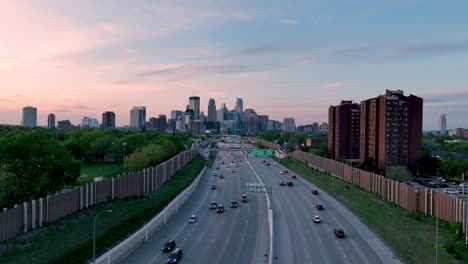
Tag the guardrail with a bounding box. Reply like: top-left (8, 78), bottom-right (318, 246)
top-left (93, 166), bottom-right (207, 264)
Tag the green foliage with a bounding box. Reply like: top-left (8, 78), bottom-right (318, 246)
top-left (124, 141), bottom-right (180, 171)
top-left (311, 142), bottom-right (328, 157)
top-left (441, 159), bottom-right (468, 178)
top-left (441, 141), bottom-right (468, 153)
top-left (0, 130), bottom-right (81, 208)
top-left (385, 166), bottom-right (413, 182)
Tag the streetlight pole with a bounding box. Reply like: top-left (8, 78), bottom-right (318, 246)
top-left (93, 209), bottom-right (112, 264)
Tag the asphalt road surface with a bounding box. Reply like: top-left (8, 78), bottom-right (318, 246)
top-left (122, 150), bottom-right (270, 264)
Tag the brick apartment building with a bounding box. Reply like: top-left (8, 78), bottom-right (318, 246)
top-left (329, 90), bottom-right (423, 173)
top-left (328, 100), bottom-right (361, 159)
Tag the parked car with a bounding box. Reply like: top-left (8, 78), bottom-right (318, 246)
top-left (162, 239), bottom-right (176, 252)
top-left (188, 215), bottom-right (197, 223)
top-left (457, 188), bottom-right (468, 194)
top-left (438, 183), bottom-right (449, 188)
top-left (443, 188), bottom-right (458, 194)
top-left (334, 228), bottom-right (345, 238)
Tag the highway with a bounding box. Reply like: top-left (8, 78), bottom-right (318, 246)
top-left (245, 151), bottom-right (401, 264)
top-left (122, 150), bottom-right (270, 264)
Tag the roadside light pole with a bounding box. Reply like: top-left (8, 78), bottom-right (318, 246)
top-left (93, 210), bottom-right (112, 263)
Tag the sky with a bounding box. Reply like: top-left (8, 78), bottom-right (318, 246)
top-left (1, 0), bottom-right (467, 130)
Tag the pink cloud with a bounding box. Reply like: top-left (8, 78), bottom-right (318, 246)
top-left (325, 82), bottom-right (347, 88)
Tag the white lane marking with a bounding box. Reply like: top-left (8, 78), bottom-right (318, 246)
top-left (147, 168), bottom-right (214, 264)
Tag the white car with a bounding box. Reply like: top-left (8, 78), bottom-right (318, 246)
top-left (212, 172), bottom-right (217, 176)
top-left (312, 215), bottom-right (321, 223)
top-left (189, 215), bottom-right (197, 223)
top-left (443, 188), bottom-right (458, 194)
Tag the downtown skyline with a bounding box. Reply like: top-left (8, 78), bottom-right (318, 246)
top-left (1, 1), bottom-right (468, 129)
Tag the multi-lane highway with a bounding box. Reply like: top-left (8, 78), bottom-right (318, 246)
top-left (122, 137), bottom-right (400, 264)
top-left (123, 150), bottom-right (270, 264)
top-left (246, 152), bottom-right (401, 264)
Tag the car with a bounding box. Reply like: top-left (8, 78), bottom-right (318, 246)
top-left (443, 188), bottom-right (458, 194)
top-left (211, 184), bottom-right (217, 190)
top-left (216, 205), bottom-right (224, 213)
top-left (291, 175), bottom-right (297, 179)
top-left (457, 188), bottom-right (468, 194)
top-left (316, 204), bottom-right (324, 210)
top-left (212, 172), bottom-right (217, 176)
top-left (283, 170), bottom-right (289, 173)
top-left (334, 228), bottom-right (345, 238)
top-left (209, 201), bottom-right (217, 209)
top-left (188, 215), bottom-right (197, 223)
top-left (438, 183), bottom-right (449, 188)
top-left (222, 161), bottom-right (225, 164)
top-left (220, 174), bottom-right (224, 178)
top-left (230, 200), bottom-right (238, 208)
top-left (279, 170), bottom-right (285, 174)
top-left (262, 160), bottom-right (266, 163)
top-left (162, 239), bottom-right (176, 252)
top-left (167, 248), bottom-right (183, 263)
top-left (231, 169), bottom-right (236, 173)
top-left (312, 190), bottom-right (319, 195)
top-left (266, 163), bottom-right (270, 166)
top-left (215, 166), bottom-right (219, 170)
top-left (254, 155), bottom-right (257, 157)
top-left (287, 181), bottom-right (293, 186)
top-left (312, 215), bottom-right (321, 223)
top-left (241, 194), bottom-right (248, 202)
top-left (279, 181), bottom-right (286, 186)
top-left (237, 164), bottom-right (241, 167)
top-left (273, 163), bottom-right (277, 166)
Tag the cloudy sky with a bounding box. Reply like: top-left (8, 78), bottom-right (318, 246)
top-left (1, 0), bottom-right (467, 130)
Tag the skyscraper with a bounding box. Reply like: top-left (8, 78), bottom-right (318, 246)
top-left (258, 115), bottom-right (269, 132)
top-left (171, 110), bottom-right (183, 120)
top-left (283, 118), bottom-right (296, 132)
top-left (439, 114), bottom-right (447, 133)
top-left (82, 117), bottom-right (99, 128)
top-left (360, 90), bottom-right (422, 173)
top-left (156, 115), bottom-right (167, 132)
top-left (189, 96), bottom-right (200, 120)
top-left (48, 113), bottom-right (55, 129)
top-left (130, 106), bottom-right (146, 129)
top-left (328, 100), bottom-right (360, 159)
top-left (102, 111), bottom-right (116, 129)
top-left (208, 98), bottom-right (217, 122)
top-left (235, 98), bottom-right (243, 114)
top-left (22, 106), bottom-right (37, 127)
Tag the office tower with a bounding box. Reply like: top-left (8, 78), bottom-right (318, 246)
top-left (439, 114), bottom-right (446, 133)
top-left (130, 106), bottom-right (146, 129)
top-left (82, 117), bottom-right (99, 128)
top-left (328, 100), bottom-right (360, 159)
top-left (176, 116), bottom-right (185, 132)
top-left (208, 98), bottom-right (217, 122)
top-left (102, 111), bottom-right (116, 129)
top-left (190, 120), bottom-right (202, 137)
top-left (48, 113), bottom-right (55, 129)
top-left (184, 105), bottom-right (194, 129)
top-left (267, 120), bottom-right (281, 131)
top-left (360, 90), bottom-right (423, 173)
top-left (199, 111), bottom-right (207, 125)
top-left (148, 117), bottom-right (158, 130)
top-left (189, 96), bottom-right (200, 120)
top-left (258, 115), bottom-right (269, 132)
top-left (171, 110), bottom-right (183, 120)
top-left (283, 118), bottom-right (296, 133)
top-left (22, 106), bottom-right (37, 127)
top-left (235, 98), bottom-right (243, 114)
top-left (156, 115), bottom-right (167, 132)
top-left (217, 104), bottom-right (228, 122)
top-left (57, 120), bottom-right (72, 130)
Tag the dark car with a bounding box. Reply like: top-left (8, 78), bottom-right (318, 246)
top-left (316, 204), bottom-right (324, 210)
top-left (220, 174), bottom-right (224, 178)
top-left (230, 200), bottom-right (238, 208)
top-left (312, 190), bottom-right (319, 195)
top-left (167, 248), bottom-right (183, 263)
top-left (291, 175), bottom-right (297, 179)
top-left (162, 239), bottom-right (176, 252)
top-left (241, 194), bottom-right (248, 202)
top-left (287, 181), bottom-right (293, 186)
top-left (283, 170), bottom-right (289, 173)
top-left (438, 183), bottom-right (449, 188)
top-left (209, 201), bottom-right (217, 209)
top-left (334, 228), bottom-right (345, 238)
top-left (211, 184), bottom-right (217, 190)
top-left (279, 181), bottom-right (286, 186)
top-left (266, 163), bottom-right (270, 166)
top-left (217, 205), bottom-right (225, 213)
top-left (262, 160), bottom-right (266, 163)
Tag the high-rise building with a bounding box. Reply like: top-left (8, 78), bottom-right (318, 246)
top-left (148, 117), bottom-right (158, 130)
top-left (57, 120), bottom-right (72, 130)
top-left (439, 114), bottom-right (447, 133)
top-left (258, 115), bottom-right (269, 132)
top-left (82, 117), bottom-right (99, 128)
top-left (190, 120), bottom-right (202, 137)
top-left (267, 120), bottom-right (281, 131)
top-left (189, 96), bottom-right (200, 120)
top-left (102, 111), bottom-right (115, 129)
top-left (328, 100), bottom-right (361, 159)
top-left (208, 98), bottom-right (217, 122)
top-left (360, 90), bottom-right (422, 173)
top-left (283, 118), bottom-right (296, 132)
top-left (175, 116), bottom-right (185, 132)
top-left (130, 106), bottom-right (146, 129)
top-left (235, 98), bottom-right (243, 114)
top-left (22, 106), bottom-right (37, 127)
top-left (47, 113), bottom-right (55, 129)
top-left (156, 115), bottom-right (167, 132)
top-left (171, 110), bottom-right (183, 120)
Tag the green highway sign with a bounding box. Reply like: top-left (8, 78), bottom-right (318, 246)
top-left (265, 150), bottom-right (273, 156)
top-left (252, 149), bottom-right (264, 155)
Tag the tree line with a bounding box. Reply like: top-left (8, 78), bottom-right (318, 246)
top-left (0, 126), bottom-right (192, 208)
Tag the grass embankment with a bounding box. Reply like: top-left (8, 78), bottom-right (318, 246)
top-left (277, 157), bottom-right (468, 264)
top-left (77, 162), bottom-right (123, 185)
top-left (252, 142), bottom-right (268, 149)
top-left (0, 157), bottom-right (206, 264)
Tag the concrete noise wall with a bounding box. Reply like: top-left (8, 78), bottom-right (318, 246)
top-left (0, 150), bottom-right (198, 243)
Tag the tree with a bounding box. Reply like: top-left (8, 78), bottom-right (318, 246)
top-left (0, 131), bottom-right (81, 208)
top-left (418, 150), bottom-right (440, 177)
top-left (385, 166), bottom-right (413, 182)
top-left (124, 151), bottom-right (149, 172)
